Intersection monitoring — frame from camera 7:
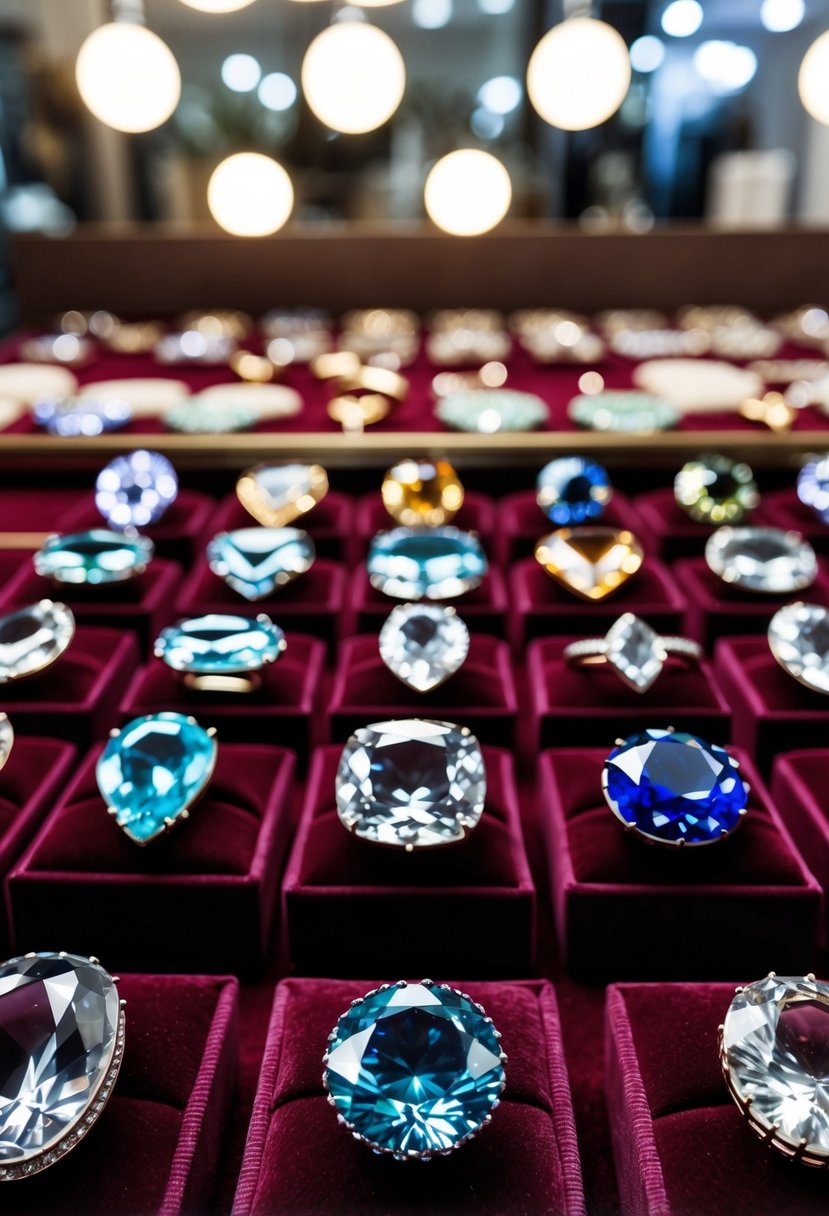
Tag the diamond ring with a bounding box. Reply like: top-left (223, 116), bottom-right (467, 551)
top-left (563, 614), bottom-right (702, 694)
top-left (378, 603), bottom-right (470, 692)
top-left (236, 462), bottom-right (329, 529)
top-left (767, 602), bottom-right (829, 696)
top-left (704, 526), bottom-right (817, 595)
top-left (0, 601), bottom-right (75, 684)
top-left (154, 612), bottom-right (287, 694)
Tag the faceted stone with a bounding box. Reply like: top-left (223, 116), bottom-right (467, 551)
top-left (705, 526), bottom-right (817, 594)
top-left (0, 713), bottom-right (12, 773)
top-left (33, 395), bottom-right (131, 436)
top-left (378, 603), bottom-right (470, 692)
top-left (0, 600), bottom-right (75, 683)
top-left (674, 455), bottom-right (759, 525)
top-left (95, 449), bottom-right (179, 530)
top-left (797, 455), bottom-right (829, 523)
top-left (206, 527), bottom-right (315, 601)
top-left (605, 613), bottom-right (666, 693)
top-left (336, 719), bottom-right (486, 849)
top-left (768, 601), bottom-right (829, 695)
top-left (568, 390), bottom-right (679, 433)
top-left (368, 527), bottom-right (488, 601)
top-left (325, 980), bottom-right (505, 1159)
top-left (603, 727), bottom-right (747, 846)
top-left (536, 456), bottom-right (613, 526)
top-left (34, 529), bottom-right (154, 586)
top-left (236, 463), bottom-right (329, 528)
top-left (155, 612), bottom-right (286, 675)
top-left (721, 974), bottom-right (829, 1165)
top-left (381, 459), bottom-right (464, 528)
top-left (535, 527), bottom-right (644, 601)
top-left (435, 388), bottom-right (549, 433)
top-left (0, 952), bottom-right (122, 1178)
top-left (96, 711), bottom-right (217, 845)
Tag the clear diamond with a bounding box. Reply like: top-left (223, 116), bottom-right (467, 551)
top-left (236, 463), bottom-right (328, 528)
top-left (797, 455), bottom-right (829, 523)
top-left (207, 527), bottom-right (315, 600)
top-left (0, 600), bottom-right (75, 683)
top-left (95, 449), bottom-right (178, 530)
top-left (605, 613), bottom-right (665, 692)
top-left (34, 530), bottom-right (154, 585)
top-left (0, 714), bottom-right (12, 772)
top-left (378, 604), bottom-right (470, 692)
top-left (768, 601), bottom-right (829, 695)
top-left (705, 527), bottom-right (818, 594)
top-left (367, 527), bottom-right (488, 600)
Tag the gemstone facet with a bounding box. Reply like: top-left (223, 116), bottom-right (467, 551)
top-left (378, 603), bottom-right (470, 692)
top-left (705, 526), bottom-right (818, 594)
top-left (797, 455), bottom-right (829, 523)
top-left (381, 459), bottom-right (464, 528)
top-left (34, 529), bottom-right (154, 585)
top-left (336, 719), bottom-right (486, 849)
top-left (0, 714), bottom-right (12, 773)
top-left (207, 527), bottom-right (315, 601)
top-left (97, 711), bottom-right (217, 845)
top-left (536, 456), bottom-right (613, 526)
top-left (324, 980), bottom-right (506, 1160)
top-left (768, 601), bottom-right (829, 695)
top-left (0, 600), bottom-right (75, 683)
top-left (236, 463), bottom-right (329, 528)
top-left (368, 527), bottom-right (488, 600)
top-left (535, 527), bottom-right (644, 601)
top-left (95, 449), bottom-right (179, 530)
top-left (155, 613), bottom-right (286, 676)
top-left (674, 455), bottom-right (759, 525)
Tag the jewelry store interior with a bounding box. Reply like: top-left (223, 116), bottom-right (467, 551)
top-left (2, 0), bottom-right (829, 1212)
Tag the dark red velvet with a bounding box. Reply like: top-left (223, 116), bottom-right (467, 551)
top-left (495, 490), bottom-right (647, 566)
top-left (771, 751), bottom-right (829, 944)
top-left (605, 982), bottom-right (829, 1216)
top-left (232, 977), bottom-right (586, 1216)
top-left (632, 489), bottom-right (781, 561)
top-left (539, 748), bottom-right (820, 980)
top-left (210, 490), bottom-right (357, 564)
top-left (757, 487), bottom-right (829, 554)
top-left (355, 489), bottom-right (496, 554)
top-left (60, 489), bottom-right (217, 564)
top-left (348, 565), bottom-right (509, 638)
top-left (8, 744), bottom-right (296, 973)
top-left (283, 746), bottom-right (535, 975)
top-left (2, 973), bottom-right (238, 1216)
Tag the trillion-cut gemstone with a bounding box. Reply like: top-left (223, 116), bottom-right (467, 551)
top-left (674, 455), bottom-right (759, 525)
top-left (378, 603), bottom-right (470, 692)
top-left (603, 727), bottom-right (748, 846)
top-left (34, 529), bottom-right (154, 585)
top-left (325, 980), bottom-right (505, 1159)
top-left (536, 456), bottom-right (613, 526)
top-left (206, 527), bottom-right (315, 601)
top-left (97, 712), bottom-right (217, 845)
top-left (381, 459), bottom-right (464, 528)
top-left (768, 601), bottom-right (829, 695)
top-left (95, 449), bottom-right (178, 530)
top-left (155, 613), bottom-right (286, 675)
top-left (0, 714), bottom-right (12, 773)
top-left (721, 974), bottom-right (829, 1166)
top-left (0, 952), bottom-right (123, 1179)
top-left (797, 455), bottom-right (829, 523)
top-left (0, 600), bottom-right (75, 683)
top-left (236, 463), bottom-right (329, 528)
top-left (705, 526), bottom-right (817, 594)
top-left (605, 613), bottom-right (666, 693)
top-left (535, 527), bottom-right (644, 601)
top-left (336, 719), bottom-right (486, 849)
top-left (367, 527), bottom-right (488, 600)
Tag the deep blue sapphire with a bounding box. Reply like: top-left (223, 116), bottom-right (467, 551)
top-left (536, 456), bottom-right (612, 526)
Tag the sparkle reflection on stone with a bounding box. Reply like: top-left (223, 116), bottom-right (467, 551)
top-left (378, 603), bottom-right (470, 692)
top-left (536, 456), bottom-right (613, 526)
top-left (155, 613), bottom-right (286, 675)
top-left (368, 527), bottom-right (487, 600)
top-left (0, 600), bottom-right (75, 683)
top-left (34, 529), bottom-right (154, 585)
top-left (705, 526), bottom-right (818, 594)
top-left (674, 455), bottom-right (759, 525)
top-left (95, 449), bottom-right (178, 530)
top-left (768, 601), bottom-right (829, 695)
top-left (605, 613), bottom-right (665, 693)
top-left (207, 527), bottom-right (315, 600)
top-left (797, 455), bottom-right (829, 523)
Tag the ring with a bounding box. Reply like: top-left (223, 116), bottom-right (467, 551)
top-left (381, 458), bottom-right (464, 528)
top-left (674, 455), bottom-right (759, 525)
top-left (310, 350), bottom-right (362, 381)
top-left (154, 612), bottom-right (287, 694)
top-left (206, 527), bottom-right (315, 601)
top-left (534, 527), bottom-right (643, 601)
top-left (34, 529), bottom-right (154, 586)
top-left (327, 393), bottom-right (390, 431)
top-left (335, 719), bottom-right (485, 850)
top-left (719, 972), bottom-right (829, 1167)
top-left (236, 462), bottom-right (329, 529)
top-left (379, 603), bottom-right (470, 692)
top-left (367, 526), bottom-right (488, 600)
top-left (536, 456), bottom-right (613, 526)
top-left (335, 365), bottom-right (410, 402)
top-left (0, 951), bottom-right (124, 1182)
top-left (602, 727), bottom-right (749, 847)
top-left (563, 613), bottom-right (701, 694)
top-left (324, 978), bottom-right (506, 1160)
top-left (95, 450), bottom-right (179, 530)
top-left (0, 601), bottom-right (75, 684)
top-left (767, 602), bottom-right (829, 696)
top-left (705, 526), bottom-right (817, 595)
top-left (20, 333), bottom-right (94, 366)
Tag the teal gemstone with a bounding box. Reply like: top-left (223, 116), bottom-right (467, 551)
top-left (34, 529), bottom-right (154, 586)
top-left (367, 527), bottom-right (488, 600)
top-left (206, 527), bottom-right (315, 601)
top-left (96, 712), bottom-right (217, 845)
top-left (155, 613), bottom-right (287, 675)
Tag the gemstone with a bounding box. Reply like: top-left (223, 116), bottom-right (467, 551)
top-left (236, 463), bottom-right (329, 528)
top-left (568, 390), bottom-right (679, 433)
top-left (0, 952), bottom-right (123, 1179)
top-left (604, 613), bottom-right (666, 693)
top-left (705, 526), bottom-right (818, 594)
top-left (797, 455), bottom-right (829, 523)
top-left (602, 727), bottom-right (748, 846)
top-left (381, 459), bottom-right (464, 528)
top-left (0, 600), bottom-right (75, 683)
top-left (435, 388), bottom-right (549, 433)
top-left (95, 450), bottom-right (179, 530)
top-left (535, 527), bottom-right (644, 601)
top-left (155, 331), bottom-right (236, 365)
top-left (721, 974), bottom-right (829, 1166)
top-left (165, 397), bottom-right (257, 434)
top-left (536, 456), bottom-right (613, 526)
top-left (97, 711), bottom-right (217, 845)
top-left (324, 980), bottom-right (505, 1159)
top-left (674, 455), bottom-right (760, 525)
top-left (33, 395), bottom-right (132, 436)
top-left (336, 719), bottom-right (486, 849)
top-left (207, 527), bottom-right (315, 601)
top-left (378, 603), bottom-right (470, 692)
top-left (367, 527), bottom-right (488, 600)
top-left (768, 602), bottom-right (829, 695)
top-left (0, 714), bottom-right (12, 773)
top-left (155, 612), bottom-right (287, 675)
top-left (34, 529), bottom-right (154, 585)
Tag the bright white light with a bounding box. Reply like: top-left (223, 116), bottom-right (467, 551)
top-left (301, 23), bottom-right (405, 133)
top-left (800, 31), bottom-right (829, 125)
top-left (694, 41), bottom-right (757, 94)
top-left (479, 0), bottom-right (514, 11)
top-left (477, 76), bottom-right (522, 115)
top-left (207, 153), bottom-right (294, 236)
top-left (630, 34), bottom-right (665, 73)
top-left (424, 149), bottom-right (511, 236)
top-left (471, 107), bottom-right (505, 139)
top-left (221, 53), bottom-right (261, 92)
top-left (412, 0), bottom-right (452, 29)
top-left (527, 18), bottom-right (631, 132)
top-left (760, 0), bottom-right (804, 32)
top-left (258, 72), bottom-right (297, 111)
top-left (75, 23), bottom-right (181, 133)
top-left (661, 0), bottom-right (703, 37)
top-left (179, 0), bottom-right (257, 11)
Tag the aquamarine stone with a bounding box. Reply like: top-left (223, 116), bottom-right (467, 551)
top-left (34, 529), bottom-right (154, 585)
top-left (367, 527), bottom-right (488, 600)
top-left (206, 527), bottom-right (315, 601)
top-left (155, 613), bottom-right (286, 675)
top-left (96, 712), bottom-right (217, 845)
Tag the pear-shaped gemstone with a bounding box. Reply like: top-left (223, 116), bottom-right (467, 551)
top-left (367, 527), bottom-right (488, 600)
top-left (155, 613), bottom-right (286, 675)
top-left (34, 529), bottom-right (154, 585)
top-left (0, 600), bottom-right (75, 683)
top-left (206, 527), bottom-right (315, 601)
top-left (236, 463), bottom-right (328, 528)
top-left (378, 603), bottom-right (470, 692)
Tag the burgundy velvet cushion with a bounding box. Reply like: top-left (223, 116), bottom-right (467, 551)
top-left (496, 489), bottom-right (646, 565)
top-left (759, 487), bottom-right (829, 553)
top-left (356, 489), bottom-right (496, 551)
top-left (210, 489), bottom-right (356, 564)
top-left (233, 977), bottom-right (586, 1216)
top-left (0, 489), bottom-right (86, 533)
top-left (771, 750), bottom-right (829, 940)
top-left (60, 489), bottom-right (216, 564)
top-left (349, 565), bottom-right (509, 638)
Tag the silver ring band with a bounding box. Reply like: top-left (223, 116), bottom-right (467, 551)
top-left (561, 614), bottom-right (702, 694)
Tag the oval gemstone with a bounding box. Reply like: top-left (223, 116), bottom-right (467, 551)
top-left (33, 395), bottom-right (131, 436)
top-left (97, 712), bottom-right (217, 845)
top-left (325, 980), bottom-right (505, 1159)
top-left (568, 390), bottom-right (679, 433)
top-left (768, 601), bottom-right (829, 695)
top-left (336, 718), bottom-right (486, 849)
top-left (705, 526), bottom-right (817, 594)
top-left (206, 527), bottom-right (315, 601)
top-left (378, 603), bottom-right (470, 692)
top-left (34, 529), bottom-right (154, 585)
top-left (603, 728), bottom-right (748, 846)
top-left (236, 463), bottom-right (328, 528)
top-left (155, 613), bottom-right (286, 675)
top-left (95, 449), bottom-right (179, 530)
top-left (536, 456), bottom-right (613, 526)
top-left (797, 454), bottom-right (829, 523)
top-left (0, 600), bottom-right (75, 683)
top-left (436, 388), bottom-right (549, 433)
top-left (674, 455), bottom-right (759, 525)
top-left (0, 952), bottom-right (123, 1180)
top-left (367, 527), bottom-right (488, 600)
top-left (381, 459), bottom-right (464, 528)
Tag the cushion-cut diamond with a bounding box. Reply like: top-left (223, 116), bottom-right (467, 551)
top-left (536, 456), bottom-right (613, 526)
top-left (0, 600), bottom-right (75, 683)
top-left (236, 463), bottom-right (329, 528)
top-left (768, 601), bottom-right (829, 695)
top-left (367, 527), bottom-right (487, 600)
top-left (155, 613), bottom-right (286, 675)
top-left (705, 526), bottom-right (818, 594)
top-left (34, 529), bottom-right (154, 585)
top-left (378, 603), bottom-right (470, 692)
top-left (207, 527), bottom-right (315, 601)
top-left (95, 449), bottom-right (178, 530)
top-left (535, 527), bottom-right (644, 601)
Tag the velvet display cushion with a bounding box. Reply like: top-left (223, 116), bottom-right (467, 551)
top-left (232, 977), bottom-right (586, 1216)
top-left (209, 489), bottom-right (357, 565)
top-left (495, 489), bottom-right (648, 565)
top-left (348, 565), bottom-right (510, 639)
top-left (60, 489), bottom-right (217, 565)
top-left (771, 750), bottom-right (829, 938)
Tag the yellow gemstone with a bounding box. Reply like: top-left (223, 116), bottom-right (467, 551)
top-left (381, 459), bottom-right (465, 528)
top-left (534, 527), bottom-right (644, 601)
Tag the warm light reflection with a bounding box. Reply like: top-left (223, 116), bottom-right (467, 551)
top-left (424, 150), bottom-right (512, 236)
top-left (207, 153), bottom-right (294, 236)
top-left (527, 18), bottom-right (631, 132)
top-left (301, 23), bottom-right (406, 134)
top-left (799, 31), bottom-right (829, 125)
top-left (75, 23), bottom-right (181, 133)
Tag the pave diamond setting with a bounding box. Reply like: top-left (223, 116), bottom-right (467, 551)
top-left (207, 527), bottom-right (315, 601)
top-left (367, 527), bottom-right (488, 600)
top-left (535, 527), bottom-right (644, 601)
top-left (95, 449), bottom-right (179, 530)
top-left (768, 601), bottom-right (829, 695)
top-left (705, 526), bottom-right (818, 595)
top-left (0, 600), bottom-right (75, 683)
top-left (34, 529), bottom-right (154, 585)
top-left (378, 603), bottom-right (470, 692)
top-left (236, 463), bottom-right (329, 528)
top-left (536, 456), bottom-right (613, 526)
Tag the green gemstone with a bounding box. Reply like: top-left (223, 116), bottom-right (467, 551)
top-left (674, 455), bottom-right (760, 525)
top-left (436, 389), bottom-right (549, 433)
top-left (569, 391), bottom-right (678, 433)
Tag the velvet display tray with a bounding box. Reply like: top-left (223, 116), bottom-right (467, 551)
top-left (7, 743), bottom-right (296, 974)
top-left (3, 973), bottom-right (239, 1216)
top-left (355, 489), bottom-right (497, 554)
top-left (232, 977), bottom-right (586, 1216)
top-left (631, 490), bottom-right (783, 561)
top-left (324, 633), bottom-right (518, 747)
top-left (348, 566), bottom-right (509, 638)
top-left (495, 490), bottom-right (646, 566)
top-left (60, 489), bottom-right (216, 565)
top-left (771, 750), bottom-right (829, 943)
top-left (0, 488), bottom-right (87, 539)
top-left (755, 487), bottom-right (829, 554)
top-left (605, 981), bottom-right (828, 1216)
top-left (283, 745), bottom-right (535, 976)
top-left (538, 748), bottom-right (820, 981)
top-left (209, 490), bottom-right (356, 564)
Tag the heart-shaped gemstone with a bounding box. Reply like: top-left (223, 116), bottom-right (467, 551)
top-left (535, 527), bottom-right (644, 601)
top-left (378, 603), bottom-right (470, 692)
top-left (0, 600), bottom-right (75, 683)
top-left (236, 463), bottom-right (328, 528)
top-left (206, 527), bottom-right (315, 601)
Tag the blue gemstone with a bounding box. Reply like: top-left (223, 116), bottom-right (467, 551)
top-left (34, 529), bottom-right (154, 585)
top-left (797, 455), bottom-right (829, 523)
top-left (536, 457), bottom-right (613, 526)
top-left (206, 527), bottom-right (315, 601)
top-left (95, 450), bottom-right (179, 530)
top-left (367, 527), bottom-right (488, 600)
top-left (96, 712), bottom-right (217, 845)
top-left (155, 613), bottom-right (286, 674)
top-left (325, 981), bottom-right (505, 1158)
top-left (33, 396), bottom-right (131, 436)
top-left (603, 728), bottom-right (748, 847)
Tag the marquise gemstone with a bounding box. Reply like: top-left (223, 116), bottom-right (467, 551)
top-left (536, 456), bottom-right (613, 526)
top-left (206, 527), bottom-right (315, 601)
top-left (367, 527), bottom-right (488, 600)
top-left (236, 463), bottom-right (329, 528)
top-left (155, 613), bottom-right (287, 675)
top-left (34, 529), bottom-right (154, 585)
top-left (378, 603), bottom-right (470, 692)
top-left (95, 449), bottom-right (179, 530)
top-left (705, 526), bottom-right (817, 594)
top-left (0, 600), bottom-right (75, 683)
